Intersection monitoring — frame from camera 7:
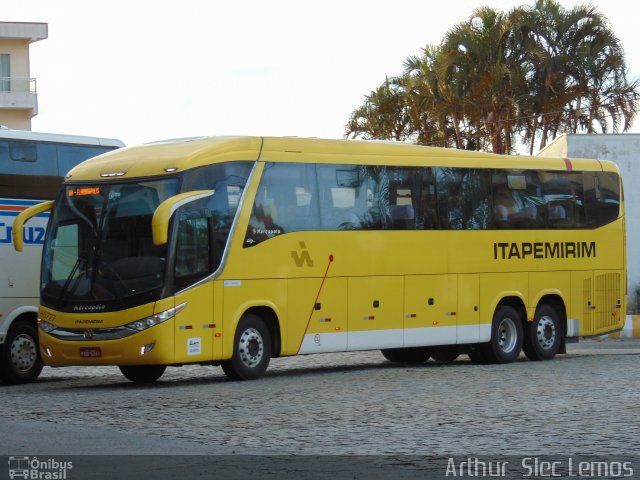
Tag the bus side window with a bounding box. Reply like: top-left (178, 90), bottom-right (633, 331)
top-left (417, 168), bottom-right (438, 229)
top-left (174, 213), bottom-right (213, 291)
top-left (584, 171), bottom-right (620, 228)
top-left (492, 171), bottom-right (543, 230)
top-left (245, 163), bottom-right (320, 246)
top-left (542, 172), bottom-right (586, 228)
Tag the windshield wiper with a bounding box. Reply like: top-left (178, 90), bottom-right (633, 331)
top-left (56, 254), bottom-right (87, 307)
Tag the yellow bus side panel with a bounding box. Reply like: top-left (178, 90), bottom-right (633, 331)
top-left (289, 277), bottom-right (348, 354)
top-left (457, 274), bottom-right (480, 343)
top-left (221, 279), bottom-right (287, 359)
top-left (348, 276), bottom-right (403, 349)
top-left (173, 281), bottom-right (214, 364)
top-left (404, 274), bottom-right (457, 346)
top-left (528, 271), bottom-right (570, 312)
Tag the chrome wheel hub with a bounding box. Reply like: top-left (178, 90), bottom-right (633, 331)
top-left (536, 315), bottom-right (556, 350)
top-left (10, 334), bottom-right (37, 373)
top-left (497, 317), bottom-right (518, 353)
top-left (238, 328), bottom-right (264, 368)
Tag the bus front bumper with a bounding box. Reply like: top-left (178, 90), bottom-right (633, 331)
top-left (38, 321), bottom-right (175, 367)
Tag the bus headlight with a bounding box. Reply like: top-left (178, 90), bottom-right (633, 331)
top-left (38, 318), bottom-right (57, 333)
top-left (126, 303), bottom-right (187, 332)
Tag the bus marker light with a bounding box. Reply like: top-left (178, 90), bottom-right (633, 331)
top-left (319, 318), bottom-right (331, 323)
top-left (363, 316), bottom-right (375, 321)
top-left (215, 333), bottom-right (221, 338)
top-left (140, 342), bottom-right (155, 355)
top-left (179, 325), bottom-right (192, 330)
top-left (202, 324), bottom-right (216, 329)
top-left (334, 327), bottom-right (341, 331)
top-left (432, 321), bottom-right (439, 326)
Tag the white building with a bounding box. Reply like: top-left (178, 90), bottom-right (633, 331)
top-left (538, 133), bottom-right (640, 312)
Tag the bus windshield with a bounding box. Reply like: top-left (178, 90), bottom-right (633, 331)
top-left (41, 179), bottom-right (179, 311)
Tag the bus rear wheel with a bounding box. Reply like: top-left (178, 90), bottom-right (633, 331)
top-left (222, 314), bottom-right (272, 381)
top-left (0, 320), bottom-right (43, 384)
top-left (479, 305), bottom-right (523, 364)
top-left (119, 365), bottom-right (166, 383)
top-left (381, 347), bottom-right (432, 364)
top-left (523, 305), bottom-right (561, 361)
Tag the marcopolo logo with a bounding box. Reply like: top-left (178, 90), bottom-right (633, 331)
top-left (8, 456), bottom-right (73, 480)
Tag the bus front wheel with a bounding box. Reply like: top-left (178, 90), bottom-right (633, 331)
top-left (119, 365), bottom-right (166, 383)
top-left (222, 314), bottom-right (272, 381)
top-left (0, 320), bottom-right (43, 384)
top-left (381, 347), bottom-right (432, 364)
top-left (523, 305), bottom-right (561, 361)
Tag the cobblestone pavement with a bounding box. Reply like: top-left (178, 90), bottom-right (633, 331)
top-left (1, 338), bottom-right (639, 456)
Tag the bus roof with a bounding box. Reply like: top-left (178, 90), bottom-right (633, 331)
top-left (64, 135), bottom-right (618, 182)
top-left (0, 129), bottom-right (125, 148)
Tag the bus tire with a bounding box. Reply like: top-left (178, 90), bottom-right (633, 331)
top-left (431, 347), bottom-right (460, 362)
top-left (222, 314), bottom-right (271, 381)
top-left (381, 347), bottom-right (432, 364)
top-left (0, 320), bottom-right (43, 384)
top-left (523, 304), bottom-right (561, 361)
top-left (119, 365), bottom-right (166, 383)
top-left (481, 305), bottom-right (523, 364)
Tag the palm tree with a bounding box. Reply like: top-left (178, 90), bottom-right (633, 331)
top-left (346, 0), bottom-right (639, 154)
top-left (345, 77), bottom-right (411, 141)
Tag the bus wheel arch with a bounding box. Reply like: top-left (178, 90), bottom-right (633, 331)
top-left (0, 312), bottom-right (43, 384)
top-left (242, 306), bottom-right (281, 358)
top-left (524, 295), bottom-right (565, 361)
top-left (222, 311), bottom-right (275, 381)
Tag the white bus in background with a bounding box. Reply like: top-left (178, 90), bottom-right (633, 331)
top-left (0, 129), bottom-right (124, 384)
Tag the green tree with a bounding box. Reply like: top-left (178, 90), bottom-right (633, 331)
top-left (346, 0), bottom-right (639, 154)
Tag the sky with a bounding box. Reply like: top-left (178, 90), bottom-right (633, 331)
top-left (4, 0), bottom-right (640, 148)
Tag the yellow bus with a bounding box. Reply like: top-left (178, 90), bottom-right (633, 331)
top-left (13, 136), bottom-right (626, 383)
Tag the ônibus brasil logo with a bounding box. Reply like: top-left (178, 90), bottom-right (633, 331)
top-left (8, 456), bottom-right (72, 480)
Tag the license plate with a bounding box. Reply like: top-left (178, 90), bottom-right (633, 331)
top-left (80, 347), bottom-right (102, 358)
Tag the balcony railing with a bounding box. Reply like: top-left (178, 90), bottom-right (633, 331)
top-left (0, 77), bottom-right (37, 94)
top-left (0, 77), bottom-right (38, 115)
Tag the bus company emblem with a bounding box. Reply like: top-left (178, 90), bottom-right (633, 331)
top-left (291, 241), bottom-right (314, 268)
top-left (493, 241), bottom-right (596, 260)
top-left (83, 329), bottom-right (94, 339)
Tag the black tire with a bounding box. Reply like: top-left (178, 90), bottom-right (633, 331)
top-left (221, 314), bottom-right (272, 380)
top-left (119, 365), bottom-right (166, 383)
top-left (431, 347), bottom-right (460, 362)
top-left (523, 304), bottom-right (562, 361)
top-left (381, 347), bottom-right (432, 364)
top-left (479, 305), bottom-right (523, 364)
top-left (0, 320), bottom-right (43, 384)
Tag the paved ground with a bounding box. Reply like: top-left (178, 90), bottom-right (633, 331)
top-left (1, 338), bottom-right (638, 479)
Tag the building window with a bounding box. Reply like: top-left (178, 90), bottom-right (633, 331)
top-left (0, 54), bottom-right (9, 92)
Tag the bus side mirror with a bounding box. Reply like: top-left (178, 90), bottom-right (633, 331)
top-left (13, 200), bottom-right (54, 252)
top-left (152, 190), bottom-right (214, 246)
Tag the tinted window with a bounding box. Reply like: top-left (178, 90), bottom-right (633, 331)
top-left (541, 172), bottom-right (586, 228)
top-left (584, 171), bottom-right (620, 227)
top-left (245, 163), bottom-right (319, 246)
top-left (492, 170), bottom-right (544, 229)
top-left (436, 168), bottom-right (491, 230)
